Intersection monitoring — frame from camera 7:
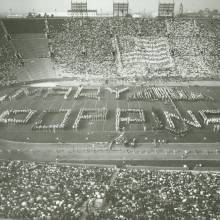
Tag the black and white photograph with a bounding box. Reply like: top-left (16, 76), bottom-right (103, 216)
top-left (0, 0), bottom-right (220, 219)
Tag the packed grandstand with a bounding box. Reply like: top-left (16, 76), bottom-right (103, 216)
top-left (0, 17), bottom-right (220, 84)
top-left (0, 160), bottom-right (219, 220)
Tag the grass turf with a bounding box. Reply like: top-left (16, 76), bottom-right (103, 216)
top-left (0, 85), bottom-right (220, 144)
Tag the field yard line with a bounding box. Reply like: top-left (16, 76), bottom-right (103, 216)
top-left (102, 100), bottom-right (108, 132)
top-left (58, 95), bottom-right (67, 109)
top-left (27, 96), bottom-right (38, 109)
top-left (81, 96), bottom-right (89, 133)
top-left (127, 98), bottom-right (136, 138)
top-left (0, 89), bottom-right (19, 112)
top-left (137, 99), bottom-right (145, 131)
top-left (82, 97), bottom-right (88, 108)
top-left (70, 96), bottom-right (77, 110)
top-left (69, 93), bottom-right (79, 135)
top-left (94, 99), bottom-right (98, 108)
top-left (127, 99), bottom-right (130, 131)
top-left (91, 98), bottom-right (98, 131)
top-left (46, 91), bottom-right (57, 110)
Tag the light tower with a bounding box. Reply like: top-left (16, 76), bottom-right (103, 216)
top-left (113, 0), bottom-right (129, 17)
top-left (158, 0), bottom-right (175, 18)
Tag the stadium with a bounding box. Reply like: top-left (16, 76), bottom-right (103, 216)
top-left (0, 0), bottom-right (220, 219)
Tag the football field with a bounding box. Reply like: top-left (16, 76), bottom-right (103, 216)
top-left (0, 84), bottom-right (220, 144)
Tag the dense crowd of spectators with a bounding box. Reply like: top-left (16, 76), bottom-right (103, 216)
top-left (50, 18), bottom-right (116, 77)
top-left (0, 160), bottom-right (114, 219)
top-left (0, 17), bottom-right (219, 82)
top-left (139, 18), bottom-right (166, 36)
top-left (196, 19), bottom-right (220, 38)
top-left (119, 36), bottom-right (172, 71)
top-left (167, 19), bottom-right (220, 78)
top-left (112, 18), bottom-right (219, 79)
top-left (0, 160), bottom-right (219, 219)
top-left (98, 169), bottom-right (220, 220)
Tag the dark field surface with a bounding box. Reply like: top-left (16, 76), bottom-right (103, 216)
top-left (0, 85), bottom-right (220, 144)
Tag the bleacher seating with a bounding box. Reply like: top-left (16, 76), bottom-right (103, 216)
top-left (0, 17), bottom-right (220, 83)
top-left (48, 18), bottom-right (66, 33)
top-left (50, 18), bottom-right (116, 77)
top-left (0, 161), bottom-right (219, 220)
top-left (139, 18), bottom-right (166, 36)
top-left (165, 19), bottom-right (219, 78)
top-left (119, 36), bottom-right (174, 73)
top-left (196, 19), bottom-right (220, 37)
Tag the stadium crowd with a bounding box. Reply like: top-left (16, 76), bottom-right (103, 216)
top-left (1, 17), bottom-right (219, 82)
top-left (115, 18), bottom-right (220, 78)
top-left (97, 169), bottom-right (220, 220)
top-left (49, 18), bottom-right (116, 77)
top-left (167, 19), bottom-right (220, 78)
top-left (0, 161), bottom-right (114, 220)
top-left (0, 161), bottom-right (219, 220)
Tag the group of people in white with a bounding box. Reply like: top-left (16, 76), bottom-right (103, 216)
top-left (106, 87), bottom-right (129, 100)
top-left (164, 111), bottom-right (188, 136)
top-left (8, 88), bottom-right (25, 101)
top-left (0, 95), bottom-right (7, 103)
top-left (73, 86), bottom-right (101, 100)
top-left (164, 111), bottom-right (181, 130)
top-left (116, 108), bottom-right (145, 132)
top-left (164, 110), bottom-right (202, 135)
top-left (199, 110), bottom-right (220, 126)
top-left (129, 87), bottom-right (209, 102)
top-left (79, 87), bottom-right (101, 100)
top-left (73, 108), bottom-right (108, 131)
top-left (0, 109), bottom-right (36, 124)
top-left (167, 88), bottom-right (209, 101)
top-left (44, 87), bottom-right (73, 100)
top-left (0, 106), bottom-right (219, 135)
top-left (32, 109), bottom-right (71, 131)
top-left (121, 36), bottom-right (173, 72)
top-left (184, 110), bottom-right (201, 128)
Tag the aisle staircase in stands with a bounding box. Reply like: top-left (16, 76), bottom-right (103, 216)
top-left (0, 20), bottom-right (18, 55)
top-left (79, 168), bottom-right (118, 220)
top-left (2, 19), bottom-right (58, 81)
top-left (113, 35), bottom-right (123, 73)
top-left (108, 19), bottom-right (123, 75)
